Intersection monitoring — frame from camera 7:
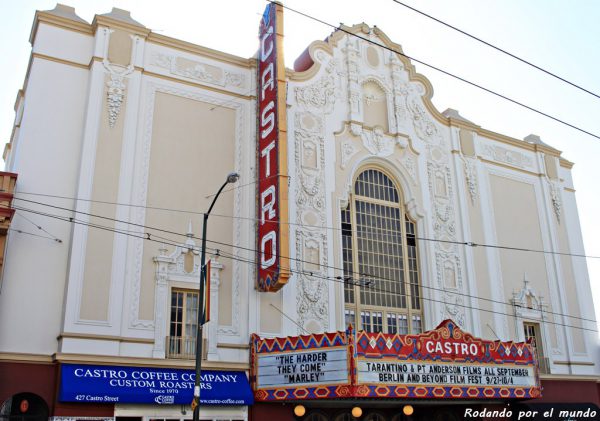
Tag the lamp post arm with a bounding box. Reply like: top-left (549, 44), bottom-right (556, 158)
top-left (192, 177), bottom-right (230, 421)
top-left (206, 179), bottom-right (230, 216)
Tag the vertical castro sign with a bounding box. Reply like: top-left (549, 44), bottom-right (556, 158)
top-left (257, 2), bottom-right (290, 292)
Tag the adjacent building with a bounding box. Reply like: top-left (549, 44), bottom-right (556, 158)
top-left (1, 4), bottom-right (598, 421)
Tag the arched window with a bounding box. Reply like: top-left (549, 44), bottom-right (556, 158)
top-left (341, 169), bottom-right (422, 334)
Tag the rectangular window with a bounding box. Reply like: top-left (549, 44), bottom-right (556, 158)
top-left (372, 312), bottom-right (383, 333)
top-left (387, 313), bottom-right (397, 333)
top-left (524, 322), bottom-right (547, 372)
top-left (344, 309), bottom-right (355, 328)
top-left (412, 315), bottom-right (422, 334)
top-left (361, 311), bottom-right (372, 333)
top-left (168, 289), bottom-right (199, 359)
top-left (398, 314), bottom-right (409, 334)
top-left (342, 205), bottom-right (355, 304)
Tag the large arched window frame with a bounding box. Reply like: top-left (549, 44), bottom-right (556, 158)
top-left (341, 168), bottom-right (423, 334)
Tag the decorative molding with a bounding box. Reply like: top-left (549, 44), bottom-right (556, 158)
top-left (344, 37), bottom-right (361, 121)
top-left (547, 179), bottom-right (562, 224)
top-left (360, 126), bottom-right (395, 157)
top-left (106, 73), bottom-right (127, 128)
top-left (461, 155), bottom-right (479, 204)
top-left (151, 52), bottom-right (247, 89)
top-left (399, 154), bottom-right (418, 185)
top-left (511, 274), bottom-right (558, 360)
top-left (512, 275), bottom-right (544, 312)
top-left (294, 60), bottom-right (337, 114)
top-left (129, 81), bottom-right (245, 333)
top-left (480, 144), bottom-right (534, 170)
top-left (340, 138), bottom-right (359, 169)
top-left (408, 87), bottom-right (466, 326)
top-left (152, 228), bottom-right (224, 360)
top-left (101, 29), bottom-right (138, 128)
top-left (294, 110), bottom-right (329, 333)
top-left (390, 53), bottom-right (409, 132)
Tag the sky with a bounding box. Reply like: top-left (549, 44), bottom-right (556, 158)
top-left (1, 0), bottom-right (599, 335)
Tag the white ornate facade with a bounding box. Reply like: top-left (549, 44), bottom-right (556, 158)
top-left (0, 5), bottom-right (598, 420)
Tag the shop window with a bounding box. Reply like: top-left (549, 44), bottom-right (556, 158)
top-left (342, 169), bottom-right (423, 334)
top-left (167, 289), bottom-right (198, 359)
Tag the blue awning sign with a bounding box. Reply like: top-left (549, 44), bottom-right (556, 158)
top-left (58, 364), bottom-right (254, 405)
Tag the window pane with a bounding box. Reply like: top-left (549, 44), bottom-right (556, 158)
top-left (361, 311), bottom-right (371, 332)
top-left (345, 309), bottom-right (355, 328)
top-left (372, 312), bottom-right (383, 333)
top-left (169, 289), bottom-right (199, 359)
top-left (341, 204), bottom-right (355, 304)
top-left (387, 313), bottom-right (397, 334)
top-left (398, 315), bottom-right (408, 334)
top-left (412, 316), bottom-right (422, 334)
top-left (344, 169), bottom-right (423, 335)
top-left (356, 200), bottom-right (406, 309)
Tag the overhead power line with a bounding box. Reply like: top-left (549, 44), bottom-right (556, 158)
top-left (13, 195), bottom-right (600, 261)
top-left (274, 1), bottom-right (600, 140)
top-left (8, 200), bottom-right (597, 330)
top-left (391, 0), bottom-right (600, 100)
top-left (11, 202), bottom-right (597, 333)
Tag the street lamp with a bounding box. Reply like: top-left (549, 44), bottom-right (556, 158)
top-left (192, 171), bottom-right (239, 421)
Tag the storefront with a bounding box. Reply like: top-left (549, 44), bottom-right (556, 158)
top-left (57, 364), bottom-right (253, 421)
top-left (250, 320), bottom-right (541, 420)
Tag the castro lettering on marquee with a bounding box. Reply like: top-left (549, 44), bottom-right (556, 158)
top-left (256, 2), bottom-right (290, 292)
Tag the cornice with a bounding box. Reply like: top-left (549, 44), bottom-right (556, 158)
top-left (479, 157), bottom-right (542, 178)
top-left (32, 52), bottom-right (90, 70)
top-left (143, 70), bottom-right (255, 100)
top-left (287, 23), bottom-right (567, 161)
top-left (92, 15), bottom-right (150, 38)
top-left (53, 353), bottom-right (249, 371)
top-left (559, 157), bottom-right (574, 169)
top-left (30, 11), bottom-right (92, 46)
top-left (217, 342), bottom-right (250, 350)
top-left (3, 144), bottom-right (11, 162)
top-left (0, 352), bottom-right (54, 364)
top-left (478, 128), bottom-right (563, 158)
top-left (446, 116), bottom-right (481, 132)
top-left (540, 374), bottom-right (600, 382)
top-left (147, 33), bottom-right (253, 69)
top-left (288, 40), bottom-right (332, 82)
top-left (553, 360), bottom-right (595, 366)
top-left (58, 332), bottom-right (154, 344)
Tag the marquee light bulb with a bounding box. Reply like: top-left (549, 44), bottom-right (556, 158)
top-left (294, 405), bottom-right (306, 417)
top-left (351, 406), bottom-right (362, 418)
top-left (403, 405), bottom-right (414, 416)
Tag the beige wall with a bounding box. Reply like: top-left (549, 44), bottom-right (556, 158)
top-left (108, 29), bottom-right (132, 67)
top-left (80, 76), bottom-right (127, 321)
top-left (489, 174), bottom-right (556, 346)
top-left (140, 92), bottom-right (236, 323)
top-left (556, 208), bottom-right (586, 353)
top-left (260, 291), bottom-right (283, 334)
top-left (466, 182), bottom-right (495, 338)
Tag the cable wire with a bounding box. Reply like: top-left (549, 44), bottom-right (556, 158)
top-left (391, 0), bottom-right (600, 100)
top-left (10, 202), bottom-right (597, 330)
top-left (8, 198), bottom-right (598, 324)
top-left (12, 194), bottom-right (600, 260)
top-left (274, 1), bottom-right (600, 140)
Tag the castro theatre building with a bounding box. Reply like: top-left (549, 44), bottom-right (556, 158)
top-left (1, 3), bottom-right (599, 421)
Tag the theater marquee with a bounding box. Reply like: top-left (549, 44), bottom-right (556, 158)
top-left (250, 320), bottom-right (541, 401)
top-left (256, 1), bottom-right (290, 292)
